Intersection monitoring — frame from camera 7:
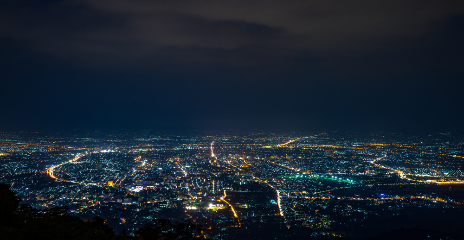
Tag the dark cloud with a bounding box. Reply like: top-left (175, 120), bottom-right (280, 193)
top-left (1, 0), bottom-right (463, 132)
top-left (1, 0), bottom-right (463, 67)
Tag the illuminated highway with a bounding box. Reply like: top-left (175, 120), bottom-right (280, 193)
top-left (47, 153), bottom-right (86, 181)
top-left (211, 141), bottom-right (216, 158)
top-left (220, 191), bottom-right (241, 227)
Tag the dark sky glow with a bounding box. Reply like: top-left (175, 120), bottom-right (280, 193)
top-left (1, 0), bottom-right (463, 132)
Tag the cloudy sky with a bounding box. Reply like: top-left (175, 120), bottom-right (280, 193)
top-left (1, 0), bottom-right (463, 132)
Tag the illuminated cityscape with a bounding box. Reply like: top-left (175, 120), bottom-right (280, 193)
top-left (2, 0), bottom-right (464, 239)
top-left (1, 130), bottom-right (464, 239)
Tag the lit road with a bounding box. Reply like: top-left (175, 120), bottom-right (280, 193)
top-left (220, 191), bottom-right (241, 227)
top-left (47, 153), bottom-right (86, 181)
top-left (367, 155), bottom-right (464, 184)
top-left (211, 141), bottom-right (216, 158)
top-left (47, 150), bottom-right (118, 186)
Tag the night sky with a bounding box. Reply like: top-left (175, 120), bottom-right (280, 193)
top-left (1, 0), bottom-right (463, 132)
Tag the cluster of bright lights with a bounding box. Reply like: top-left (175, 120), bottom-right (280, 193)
top-left (130, 186), bottom-right (144, 192)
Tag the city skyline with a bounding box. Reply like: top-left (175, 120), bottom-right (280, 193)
top-left (1, 130), bottom-right (464, 239)
top-left (2, 2), bottom-right (464, 238)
